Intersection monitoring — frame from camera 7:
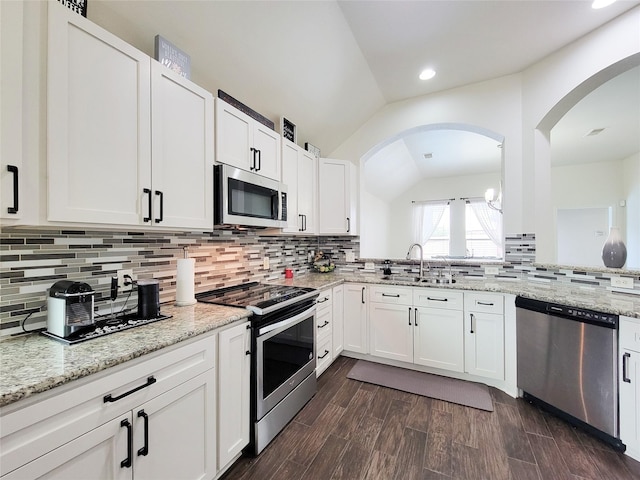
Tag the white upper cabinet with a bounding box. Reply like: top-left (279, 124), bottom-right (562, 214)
top-left (46, 2), bottom-right (213, 230)
top-left (150, 63), bottom-right (213, 230)
top-left (318, 158), bottom-right (358, 235)
top-left (0, 0), bottom-right (24, 223)
top-left (281, 139), bottom-right (317, 234)
top-left (215, 98), bottom-right (281, 181)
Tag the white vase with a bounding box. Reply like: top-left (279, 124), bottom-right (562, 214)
top-left (601, 227), bottom-right (627, 268)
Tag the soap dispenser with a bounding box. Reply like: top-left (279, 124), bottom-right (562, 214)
top-left (383, 260), bottom-right (392, 276)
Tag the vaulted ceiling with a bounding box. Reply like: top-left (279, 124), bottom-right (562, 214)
top-left (88, 0), bottom-right (640, 157)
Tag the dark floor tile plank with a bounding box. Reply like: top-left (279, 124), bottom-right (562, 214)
top-left (508, 457), bottom-right (541, 480)
top-left (406, 395), bottom-right (433, 433)
top-left (374, 398), bottom-right (413, 456)
top-left (331, 378), bottom-right (363, 408)
top-left (528, 433), bottom-right (574, 480)
top-left (516, 399), bottom-right (551, 437)
top-left (587, 446), bottom-right (638, 480)
top-left (332, 388), bottom-right (374, 440)
top-left (389, 387), bottom-right (418, 405)
top-left (556, 442), bottom-right (604, 479)
top-left (352, 414), bottom-right (384, 452)
top-left (431, 398), bottom-right (454, 412)
top-left (541, 410), bottom-right (583, 448)
top-left (392, 427), bottom-right (427, 480)
top-left (451, 442), bottom-right (486, 480)
top-left (478, 417), bottom-right (510, 480)
top-left (288, 402), bottom-right (346, 467)
top-left (330, 441), bottom-right (372, 480)
top-left (622, 455), bottom-right (640, 479)
top-left (363, 451), bottom-right (397, 480)
top-left (574, 427), bottom-right (616, 452)
top-left (270, 459), bottom-right (308, 479)
top-left (359, 381), bottom-right (378, 392)
top-left (301, 434), bottom-right (348, 480)
top-left (490, 386), bottom-right (517, 406)
top-left (296, 370), bottom-right (349, 426)
top-left (450, 403), bottom-right (477, 448)
top-left (424, 409), bottom-right (453, 476)
top-left (421, 469), bottom-right (451, 480)
top-left (368, 385), bottom-right (396, 420)
top-left (495, 402), bottom-right (536, 463)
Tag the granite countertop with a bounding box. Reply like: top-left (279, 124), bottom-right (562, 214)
top-left (272, 272), bottom-right (640, 319)
top-left (0, 303), bottom-right (250, 408)
top-left (2, 272), bottom-right (638, 409)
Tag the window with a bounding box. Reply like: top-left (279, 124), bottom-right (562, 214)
top-left (411, 199), bottom-right (502, 259)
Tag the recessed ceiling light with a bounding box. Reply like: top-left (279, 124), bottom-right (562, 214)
top-left (592, 0), bottom-right (616, 9)
top-left (419, 69), bottom-right (436, 80)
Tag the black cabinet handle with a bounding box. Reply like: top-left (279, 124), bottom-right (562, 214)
top-left (299, 214), bottom-right (304, 232)
top-left (361, 287), bottom-right (365, 304)
top-left (317, 297), bottom-right (330, 304)
top-left (317, 320), bottom-right (330, 329)
top-left (302, 214), bottom-right (307, 232)
top-left (245, 350), bottom-right (251, 355)
top-left (347, 217), bottom-right (351, 233)
top-left (318, 349), bottom-right (330, 360)
top-left (143, 188), bottom-right (152, 222)
top-left (154, 190), bottom-right (163, 223)
top-left (414, 308), bottom-right (418, 326)
top-left (7, 165), bottom-right (18, 214)
top-left (408, 307), bottom-right (412, 326)
top-left (382, 293), bottom-right (400, 298)
top-left (250, 147), bottom-right (256, 170)
top-left (623, 352), bottom-right (631, 383)
top-left (137, 410), bottom-right (149, 456)
top-left (104, 376), bottom-right (157, 403)
top-left (121, 419), bottom-right (133, 468)
top-left (256, 149), bottom-right (261, 171)
top-left (427, 297), bottom-right (448, 302)
top-left (470, 313), bottom-right (475, 334)
top-left (477, 301), bottom-right (494, 306)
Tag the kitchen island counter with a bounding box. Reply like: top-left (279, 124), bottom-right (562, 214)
top-left (0, 303), bottom-right (250, 408)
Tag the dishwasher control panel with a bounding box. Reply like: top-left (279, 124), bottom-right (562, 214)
top-left (547, 305), bottom-right (618, 325)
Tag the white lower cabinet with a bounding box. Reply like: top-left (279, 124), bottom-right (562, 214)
top-left (464, 292), bottom-right (505, 380)
top-left (332, 285), bottom-right (345, 357)
top-left (343, 284), bottom-right (369, 354)
top-left (414, 306), bottom-right (464, 372)
top-left (315, 288), bottom-right (334, 376)
top-left (0, 334), bottom-right (217, 480)
top-left (620, 316), bottom-right (640, 462)
top-left (217, 321), bottom-right (251, 471)
top-left (369, 302), bottom-right (413, 363)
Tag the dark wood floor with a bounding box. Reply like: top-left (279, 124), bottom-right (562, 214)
top-left (222, 356), bottom-right (640, 480)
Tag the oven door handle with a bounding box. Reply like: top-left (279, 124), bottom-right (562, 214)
top-left (258, 305), bottom-right (316, 336)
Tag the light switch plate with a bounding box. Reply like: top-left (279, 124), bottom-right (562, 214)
top-left (263, 257), bottom-right (270, 270)
top-left (345, 251), bottom-right (355, 263)
top-left (364, 261), bottom-right (375, 271)
top-left (611, 276), bottom-right (634, 288)
top-left (485, 266), bottom-right (499, 275)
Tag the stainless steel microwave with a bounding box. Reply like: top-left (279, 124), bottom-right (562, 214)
top-left (214, 164), bottom-right (287, 228)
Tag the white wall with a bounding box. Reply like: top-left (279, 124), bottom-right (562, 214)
top-left (360, 189), bottom-right (391, 259)
top-left (624, 153), bottom-right (640, 269)
top-left (330, 5), bottom-right (640, 268)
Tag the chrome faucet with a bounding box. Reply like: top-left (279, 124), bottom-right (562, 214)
top-left (406, 243), bottom-right (425, 279)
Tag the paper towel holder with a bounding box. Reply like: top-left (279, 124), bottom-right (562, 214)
top-left (175, 247), bottom-right (197, 307)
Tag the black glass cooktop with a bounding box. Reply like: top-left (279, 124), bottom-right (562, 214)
top-left (196, 282), bottom-right (317, 315)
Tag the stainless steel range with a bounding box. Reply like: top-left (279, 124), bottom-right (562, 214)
top-left (196, 282), bottom-right (319, 454)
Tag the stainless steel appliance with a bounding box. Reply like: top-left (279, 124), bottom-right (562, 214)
top-left (196, 282), bottom-right (318, 454)
top-left (516, 296), bottom-right (623, 450)
top-left (214, 164), bottom-right (287, 228)
top-left (46, 280), bottom-right (95, 339)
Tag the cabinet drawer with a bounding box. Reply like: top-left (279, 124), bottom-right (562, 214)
top-left (0, 333), bottom-right (216, 476)
top-left (316, 289), bottom-right (333, 311)
top-left (369, 285), bottom-right (412, 305)
top-left (316, 336), bottom-right (333, 376)
top-left (464, 292), bottom-right (504, 314)
top-left (621, 317), bottom-right (640, 352)
top-left (413, 288), bottom-right (463, 310)
top-left (316, 306), bottom-right (332, 341)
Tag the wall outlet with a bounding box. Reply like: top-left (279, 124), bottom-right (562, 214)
top-left (485, 266), bottom-right (500, 275)
top-left (263, 257), bottom-right (270, 270)
top-left (117, 269), bottom-right (133, 292)
top-left (345, 250), bottom-right (355, 263)
top-left (611, 276), bottom-right (634, 289)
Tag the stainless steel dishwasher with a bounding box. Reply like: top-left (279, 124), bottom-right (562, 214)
top-left (516, 296), bottom-right (623, 450)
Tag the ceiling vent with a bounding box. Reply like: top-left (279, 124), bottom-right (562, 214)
top-left (423, 153), bottom-right (433, 159)
top-left (585, 128), bottom-right (606, 137)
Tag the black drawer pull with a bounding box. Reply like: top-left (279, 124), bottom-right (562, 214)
top-left (477, 301), bottom-right (494, 306)
top-left (104, 376), bottom-right (156, 403)
top-left (317, 320), bottom-right (330, 329)
top-left (427, 297), bottom-right (448, 302)
top-left (154, 190), bottom-right (163, 223)
top-left (318, 350), bottom-right (330, 360)
top-left (137, 410), bottom-right (149, 456)
top-left (143, 188), bottom-right (152, 222)
top-left (408, 307), bottom-right (412, 326)
top-left (361, 287), bottom-right (365, 304)
top-left (317, 297), bottom-right (330, 304)
top-left (623, 352), bottom-right (631, 383)
top-left (121, 419), bottom-right (132, 468)
top-left (470, 313), bottom-right (475, 334)
top-left (7, 165), bottom-right (18, 214)
top-left (382, 293), bottom-right (400, 298)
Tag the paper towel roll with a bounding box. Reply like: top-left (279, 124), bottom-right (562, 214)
top-left (176, 258), bottom-right (196, 306)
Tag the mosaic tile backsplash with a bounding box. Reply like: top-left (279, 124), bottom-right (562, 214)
top-left (2, 230), bottom-right (638, 335)
top-left (0, 228), bottom-right (359, 335)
